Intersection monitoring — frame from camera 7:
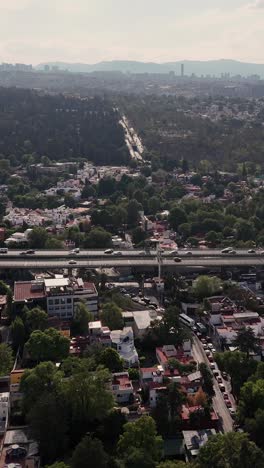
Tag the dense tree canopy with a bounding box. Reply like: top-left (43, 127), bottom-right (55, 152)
top-left (100, 302), bottom-right (124, 330)
top-left (71, 435), bottom-right (108, 468)
top-left (25, 328), bottom-right (70, 362)
top-left (118, 416), bottom-right (163, 466)
top-left (0, 343), bottom-right (13, 376)
top-left (195, 432), bottom-right (264, 468)
top-left (0, 89), bottom-right (129, 166)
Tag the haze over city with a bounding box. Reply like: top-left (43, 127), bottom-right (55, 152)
top-left (0, 0), bottom-right (264, 65)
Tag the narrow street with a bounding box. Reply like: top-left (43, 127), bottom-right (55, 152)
top-left (192, 335), bottom-right (234, 433)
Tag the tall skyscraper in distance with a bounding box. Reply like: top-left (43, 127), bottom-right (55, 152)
top-left (181, 63), bottom-right (185, 77)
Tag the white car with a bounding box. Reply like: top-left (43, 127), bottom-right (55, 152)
top-left (169, 250), bottom-right (179, 256)
top-left (221, 247), bottom-right (233, 254)
top-left (208, 343), bottom-right (214, 349)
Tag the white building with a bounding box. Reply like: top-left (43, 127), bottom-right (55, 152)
top-left (45, 277), bottom-right (98, 318)
top-left (111, 372), bottom-right (134, 404)
top-left (110, 327), bottom-right (139, 367)
top-left (0, 392), bottom-right (10, 435)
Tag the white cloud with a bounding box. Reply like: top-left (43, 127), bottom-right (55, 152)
top-left (0, 0), bottom-right (263, 64)
top-left (0, 0), bottom-right (34, 11)
top-left (248, 0), bottom-right (264, 7)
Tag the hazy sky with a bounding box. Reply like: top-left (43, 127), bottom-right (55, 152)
top-left (0, 0), bottom-right (263, 64)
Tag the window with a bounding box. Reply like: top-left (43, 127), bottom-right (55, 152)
top-left (48, 299), bottom-right (53, 305)
top-left (67, 298), bottom-right (72, 304)
top-left (55, 299), bottom-right (59, 305)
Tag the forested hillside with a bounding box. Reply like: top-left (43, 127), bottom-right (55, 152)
top-left (120, 94), bottom-right (264, 171)
top-left (0, 88), bottom-right (128, 166)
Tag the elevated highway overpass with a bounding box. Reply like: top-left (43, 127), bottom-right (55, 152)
top-left (0, 255), bottom-right (264, 271)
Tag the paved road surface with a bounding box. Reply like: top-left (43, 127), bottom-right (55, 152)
top-left (192, 335), bottom-right (234, 433)
top-left (2, 248), bottom-right (264, 258)
top-left (0, 256), bottom-right (263, 270)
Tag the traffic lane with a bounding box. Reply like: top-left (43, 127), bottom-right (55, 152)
top-left (192, 335), bottom-right (234, 433)
top-left (2, 248), bottom-right (264, 258)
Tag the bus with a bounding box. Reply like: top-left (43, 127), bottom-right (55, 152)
top-left (196, 322), bottom-right (207, 334)
top-left (179, 313), bottom-right (195, 329)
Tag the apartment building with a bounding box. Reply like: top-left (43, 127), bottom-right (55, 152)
top-left (14, 277), bottom-right (98, 319)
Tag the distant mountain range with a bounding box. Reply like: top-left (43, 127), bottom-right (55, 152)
top-left (36, 59), bottom-right (264, 77)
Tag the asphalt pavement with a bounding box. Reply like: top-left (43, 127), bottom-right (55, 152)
top-left (192, 335), bottom-right (234, 433)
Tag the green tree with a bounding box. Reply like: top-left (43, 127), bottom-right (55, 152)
top-left (192, 275), bottom-right (222, 300)
top-left (127, 199), bottom-right (143, 226)
top-left (215, 351), bottom-right (257, 397)
top-left (147, 306), bottom-right (187, 347)
top-left (168, 206), bottom-right (187, 231)
top-left (0, 343), bottom-right (13, 376)
top-left (45, 237), bottom-right (64, 249)
top-left (64, 193), bottom-right (76, 208)
top-left (128, 368), bottom-right (140, 380)
top-left (100, 302), bottom-right (124, 330)
top-left (25, 328), bottom-right (69, 362)
top-left (205, 230), bottom-right (220, 246)
top-left (71, 435), bottom-right (108, 468)
top-left (64, 368), bottom-right (114, 443)
top-left (99, 347), bottom-right (123, 372)
top-left (25, 307), bottom-right (48, 334)
top-left (117, 415), bottom-right (162, 465)
top-left (71, 302), bottom-right (93, 336)
top-left (28, 227), bottom-right (48, 248)
top-left (238, 379), bottom-right (264, 422)
top-left (45, 463), bottom-right (70, 468)
top-left (158, 462), bottom-right (191, 468)
top-left (0, 280), bottom-right (11, 295)
top-left (148, 196), bottom-right (161, 215)
top-left (112, 205), bottom-right (127, 228)
top-left (122, 448), bottom-right (154, 468)
top-left (233, 327), bottom-right (260, 357)
top-left (20, 361), bottom-right (61, 413)
top-left (178, 223), bottom-right (191, 239)
top-left (28, 392), bottom-right (69, 464)
top-left (244, 408), bottom-right (264, 450)
top-left (132, 226), bottom-right (147, 245)
top-left (199, 362), bottom-right (215, 397)
top-left (83, 227), bottom-right (112, 248)
top-left (81, 182), bottom-right (96, 199)
top-left (11, 316), bottom-right (25, 350)
top-left (196, 432), bottom-right (264, 468)
top-left (236, 220), bottom-right (256, 242)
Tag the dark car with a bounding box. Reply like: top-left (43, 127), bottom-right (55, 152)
top-left (6, 445), bottom-right (27, 460)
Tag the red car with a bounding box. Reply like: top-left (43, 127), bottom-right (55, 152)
top-left (223, 393), bottom-right (229, 400)
top-left (225, 399), bottom-right (232, 408)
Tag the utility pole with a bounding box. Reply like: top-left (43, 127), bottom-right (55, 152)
top-left (157, 245), bottom-right (164, 305)
top-left (157, 245), bottom-right (163, 283)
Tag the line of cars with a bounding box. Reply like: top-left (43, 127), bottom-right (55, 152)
top-left (67, 248), bottom-right (124, 265)
top-left (201, 337), bottom-right (236, 418)
top-left (221, 247), bottom-right (264, 255)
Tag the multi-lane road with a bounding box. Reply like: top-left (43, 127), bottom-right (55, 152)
top-left (192, 335), bottom-right (234, 433)
top-left (2, 248), bottom-right (264, 257)
top-left (0, 249), bottom-right (263, 270)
